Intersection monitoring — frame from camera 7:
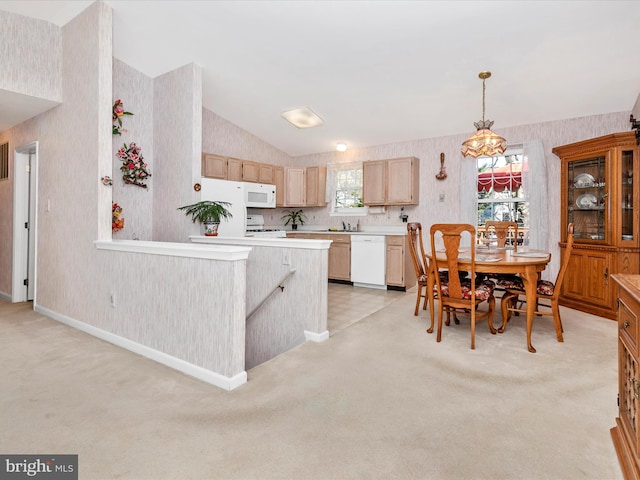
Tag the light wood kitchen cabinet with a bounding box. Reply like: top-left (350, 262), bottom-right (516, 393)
top-left (363, 157), bottom-right (419, 206)
top-left (305, 166), bottom-right (327, 206)
top-left (554, 132), bottom-right (640, 319)
top-left (385, 235), bottom-right (416, 290)
top-left (284, 167), bottom-right (306, 206)
top-left (259, 163), bottom-right (274, 184)
top-left (611, 274), bottom-right (640, 480)
top-left (242, 160), bottom-right (259, 183)
top-left (227, 158), bottom-right (243, 181)
top-left (328, 234), bottom-right (351, 281)
top-left (287, 233), bottom-right (351, 281)
top-left (363, 160), bottom-right (386, 205)
top-left (202, 153), bottom-right (228, 179)
top-left (275, 166), bottom-right (285, 207)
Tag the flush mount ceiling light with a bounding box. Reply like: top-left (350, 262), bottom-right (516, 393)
top-left (336, 143), bottom-right (347, 152)
top-left (281, 107), bottom-right (324, 129)
top-left (461, 71), bottom-right (507, 158)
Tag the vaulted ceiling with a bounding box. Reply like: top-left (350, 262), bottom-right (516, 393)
top-left (2, 0), bottom-right (640, 156)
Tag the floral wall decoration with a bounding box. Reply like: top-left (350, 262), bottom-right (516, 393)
top-left (112, 202), bottom-right (124, 232)
top-left (117, 142), bottom-right (151, 188)
top-left (112, 99), bottom-right (133, 135)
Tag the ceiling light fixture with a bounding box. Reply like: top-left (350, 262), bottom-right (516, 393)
top-left (281, 107), bottom-right (324, 129)
top-left (336, 143), bottom-right (347, 152)
top-left (461, 71), bottom-right (506, 158)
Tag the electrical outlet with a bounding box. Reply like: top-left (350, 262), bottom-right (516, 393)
top-left (282, 251), bottom-right (290, 265)
top-left (439, 193), bottom-right (445, 202)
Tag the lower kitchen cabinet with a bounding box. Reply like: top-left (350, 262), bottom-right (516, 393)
top-left (328, 234), bottom-right (351, 281)
top-left (611, 274), bottom-right (640, 480)
top-left (386, 235), bottom-right (416, 290)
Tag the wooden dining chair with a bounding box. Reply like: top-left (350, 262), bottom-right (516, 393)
top-left (483, 221), bottom-right (520, 288)
top-left (484, 221), bottom-right (518, 249)
top-left (499, 223), bottom-right (575, 343)
top-left (430, 223), bottom-right (496, 349)
top-left (407, 222), bottom-right (439, 333)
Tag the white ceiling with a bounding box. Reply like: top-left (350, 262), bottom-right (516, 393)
top-left (2, 0), bottom-right (640, 156)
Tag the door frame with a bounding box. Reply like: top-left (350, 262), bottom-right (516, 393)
top-left (12, 141), bottom-right (38, 303)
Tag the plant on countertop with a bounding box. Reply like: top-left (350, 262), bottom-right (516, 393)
top-left (117, 142), bottom-right (151, 189)
top-left (178, 200), bottom-right (233, 236)
top-left (112, 202), bottom-right (124, 232)
top-left (281, 209), bottom-right (307, 230)
top-left (112, 99), bottom-right (133, 135)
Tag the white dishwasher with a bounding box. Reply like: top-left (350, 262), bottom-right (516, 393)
top-left (350, 235), bottom-right (386, 289)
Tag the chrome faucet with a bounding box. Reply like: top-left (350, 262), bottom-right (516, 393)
top-left (342, 221), bottom-right (346, 231)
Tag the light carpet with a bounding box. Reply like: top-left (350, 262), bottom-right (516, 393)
top-left (0, 293), bottom-right (622, 480)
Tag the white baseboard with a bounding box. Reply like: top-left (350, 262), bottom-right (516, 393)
top-left (0, 291), bottom-right (11, 302)
top-left (33, 305), bottom-right (247, 391)
top-left (304, 329), bottom-right (329, 342)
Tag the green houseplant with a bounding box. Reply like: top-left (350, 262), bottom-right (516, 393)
top-left (281, 209), bottom-right (307, 230)
top-left (178, 200), bottom-right (233, 236)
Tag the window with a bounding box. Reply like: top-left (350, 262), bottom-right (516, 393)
top-left (477, 147), bottom-right (528, 243)
top-left (327, 162), bottom-right (367, 216)
top-left (0, 142), bottom-right (8, 180)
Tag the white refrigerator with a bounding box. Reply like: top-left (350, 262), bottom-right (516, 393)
top-left (199, 178), bottom-right (247, 236)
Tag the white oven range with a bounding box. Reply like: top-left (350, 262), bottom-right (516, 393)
top-left (245, 214), bottom-right (287, 238)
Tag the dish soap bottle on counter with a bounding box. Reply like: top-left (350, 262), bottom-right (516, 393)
top-left (356, 220), bottom-right (360, 232)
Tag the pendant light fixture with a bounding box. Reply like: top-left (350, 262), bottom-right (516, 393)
top-left (461, 71), bottom-right (506, 158)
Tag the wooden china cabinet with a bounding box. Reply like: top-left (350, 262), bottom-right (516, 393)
top-left (553, 131), bottom-right (639, 319)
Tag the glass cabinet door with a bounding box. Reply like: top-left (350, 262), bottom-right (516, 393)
top-left (567, 156), bottom-right (607, 242)
top-left (621, 149), bottom-right (635, 242)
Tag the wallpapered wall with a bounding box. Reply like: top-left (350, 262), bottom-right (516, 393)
top-left (289, 112), bottom-right (632, 280)
top-left (112, 58), bottom-right (154, 241)
top-left (0, 11), bottom-right (65, 297)
top-left (0, 3), bottom-right (636, 315)
top-left (202, 108), bottom-right (292, 167)
top-left (153, 63), bottom-right (203, 243)
top-left (0, 11), bottom-right (62, 101)
top-left (0, 3), bottom-right (248, 381)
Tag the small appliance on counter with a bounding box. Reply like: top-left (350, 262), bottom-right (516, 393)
top-left (245, 215), bottom-right (286, 238)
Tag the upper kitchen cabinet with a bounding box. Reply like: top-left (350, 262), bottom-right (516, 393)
top-left (363, 157), bottom-right (419, 205)
top-left (305, 166), bottom-right (327, 206)
top-left (242, 160), bottom-right (259, 182)
top-left (202, 153), bottom-right (228, 179)
top-left (275, 166), bottom-right (285, 207)
top-left (553, 131), bottom-right (639, 319)
top-left (259, 164), bottom-right (274, 185)
top-left (284, 167), bottom-right (306, 206)
top-left (227, 158), bottom-right (243, 181)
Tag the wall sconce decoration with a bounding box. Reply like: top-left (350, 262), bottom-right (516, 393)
top-left (436, 152), bottom-right (447, 180)
top-left (112, 202), bottom-right (124, 232)
top-left (116, 142), bottom-right (151, 189)
top-left (112, 99), bottom-right (134, 135)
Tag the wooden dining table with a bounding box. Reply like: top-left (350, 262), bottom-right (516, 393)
top-left (426, 247), bottom-right (552, 353)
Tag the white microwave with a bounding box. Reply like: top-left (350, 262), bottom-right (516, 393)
top-left (243, 182), bottom-right (276, 208)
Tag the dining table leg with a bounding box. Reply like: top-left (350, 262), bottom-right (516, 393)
top-left (520, 265), bottom-right (538, 353)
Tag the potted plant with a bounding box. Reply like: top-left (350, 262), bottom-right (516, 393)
top-left (178, 200), bottom-right (233, 236)
top-left (281, 209), bottom-right (307, 230)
